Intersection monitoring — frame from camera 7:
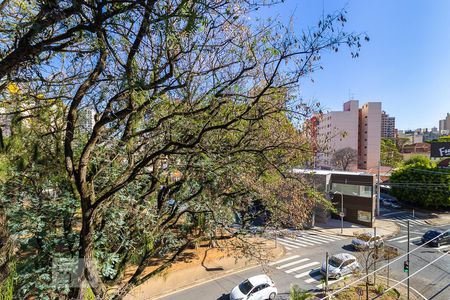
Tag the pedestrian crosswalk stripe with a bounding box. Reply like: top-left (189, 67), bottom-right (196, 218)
top-left (268, 255), bottom-right (300, 266)
top-left (396, 237), bottom-right (421, 244)
top-left (282, 237), bottom-right (313, 246)
top-left (293, 236), bottom-right (322, 245)
top-left (305, 277), bottom-right (319, 283)
top-left (277, 238), bottom-right (307, 247)
top-left (311, 233), bottom-right (344, 241)
top-left (294, 270), bottom-right (314, 279)
top-left (393, 217), bottom-right (426, 226)
top-left (285, 246), bottom-right (293, 250)
top-left (277, 258), bottom-right (310, 270)
top-left (277, 241), bottom-right (300, 249)
top-left (388, 235), bottom-right (407, 241)
top-left (397, 222), bottom-right (407, 228)
top-left (285, 262), bottom-right (320, 274)
top-left (300, 235), bottom-right (330, 243)
top-left (409, 219), bottom-right (426, 225)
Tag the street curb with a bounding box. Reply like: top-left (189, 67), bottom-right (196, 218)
top-left (148, 244), bottom-right (286, 300)
top-left (311, 219), bottom-right (401, 239)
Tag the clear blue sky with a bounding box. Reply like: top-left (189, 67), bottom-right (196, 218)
top-left (258, 0), bottom-right (450, 130)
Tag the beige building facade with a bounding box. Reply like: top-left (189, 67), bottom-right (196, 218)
top-left (316, 100), bottom-right (381, 170)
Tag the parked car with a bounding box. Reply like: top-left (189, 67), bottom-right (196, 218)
top-left (320, 253), bottom-right (361, 279)
top-left (421, 229), bottom-right (450, 247)
top-left (381, 199), bottom-right (401, 209)
top-left (230, 274), bottom-right (277, 300)
top-left (352, 232), bottom-right (384, 250)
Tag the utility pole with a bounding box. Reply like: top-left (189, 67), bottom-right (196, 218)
top-left (325, 252), bottom-right (329, 295)
top-left (407, 220), bottom-right (410, 300)
top-left (373, 227), bottom-right (377, 285)
top-left (341, 193), bottom-right (344, 234)
top-left (333, 191), bottom-right (344, 234)
top-left (376, 162), bottom-right (381, 216)
top-left (387, 254), bottom-right (390, 287)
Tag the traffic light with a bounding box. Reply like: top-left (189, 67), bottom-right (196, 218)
top-left (403, 261), bottom-right (409, 273)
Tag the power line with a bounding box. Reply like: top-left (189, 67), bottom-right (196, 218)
top-left (320, 227), bottom-right (450, 300)
top-left (372, 251), bottom-right (450, 299)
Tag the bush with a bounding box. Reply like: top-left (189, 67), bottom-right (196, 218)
top-left (290, 284), bottom-right (313, 300)
top-left (390, 158), bottom-right (450, 208)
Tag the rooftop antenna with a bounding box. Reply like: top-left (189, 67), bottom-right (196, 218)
top-left (348, 89), bottom-right (355, 100)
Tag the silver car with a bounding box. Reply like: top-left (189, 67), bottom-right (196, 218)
top-left (352, 233), bottom-right (384, 250)
top-left (320, 253), bottom-right (361, 279)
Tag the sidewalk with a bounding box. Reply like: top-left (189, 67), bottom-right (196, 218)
top-left (313, 218), bottom-right (400, 238)
top-left (124, 238), bottom-right (284, 300)
top-left (424, 212), bottom-right (450, 226)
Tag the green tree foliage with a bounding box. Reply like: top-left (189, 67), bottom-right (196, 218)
top-left (430, 135), bottom-right (450, 142)
top-left (390, 156), bottom-right (450, 208)
top-left (290, 284), bottom-right (312, 300)
top-left (0, 1), bottom-right (366, 299)
top-left (380, 138), bottom-right (403, 167)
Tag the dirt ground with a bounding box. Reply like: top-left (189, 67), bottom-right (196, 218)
top-left (122, 238), bottom-right (283, 300)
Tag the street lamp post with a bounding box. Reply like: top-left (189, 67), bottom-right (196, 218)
top-left (333, 191), bottom-right (344, 234)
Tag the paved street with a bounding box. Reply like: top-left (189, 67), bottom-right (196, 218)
top-left (159, 211), bottom-right (450, 300)
top-left (380, 211), bottom-right (450, 300)
top-left (160, 231), bottom-right (356, 300)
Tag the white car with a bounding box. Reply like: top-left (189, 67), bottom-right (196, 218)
top-left (230, 274), bottom-right (277, 300)
top-left (320, 253), bottom-right (360, 279)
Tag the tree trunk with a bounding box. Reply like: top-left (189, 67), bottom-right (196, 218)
top-left (0, 206), bottom-right (15, 294)
top-left (70, 207), bottom-right (106, 299)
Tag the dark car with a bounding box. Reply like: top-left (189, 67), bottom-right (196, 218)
top-left (421, 230), bottom-right (450, 247)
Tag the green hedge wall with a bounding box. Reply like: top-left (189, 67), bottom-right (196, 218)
top-left (390, 158), bottom-right (450, 208)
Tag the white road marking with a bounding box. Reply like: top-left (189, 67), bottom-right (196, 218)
top-left (305, 277), bottom-right (319, 284)
top-left (285, 237), bottom-right (314, 247)
top-left (277, 238), bottom-right (306, 247)
top-left (268, 255), bottom-right (300, 266)
top-left (300, 235), bottom-right (330, 243)
top-left (277, 258), bottom-right (310, 270)
top-left (388, 235), bottom-right (407, 241)
top-left (293, 236), bottom-right (322, 245)
top-left (294, 270), bottom-right (315, 279)
top-left (277, 241), bottom-right (300, 249)
top-left (285, 262), bottom-right (320, 274)
top-left (312, 233), bottom-right (345, 240)
top-left (280, 237), bottom-right (311, 246)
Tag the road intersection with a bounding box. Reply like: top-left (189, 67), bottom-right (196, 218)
top-left (160, 210), bottom-right (449, 300)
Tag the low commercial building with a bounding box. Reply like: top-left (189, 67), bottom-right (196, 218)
top-left (293, 169), bottom-right (377, 227)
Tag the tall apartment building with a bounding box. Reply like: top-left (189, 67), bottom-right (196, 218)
top-left (381, 111), bottom-right (395, 138)
top-left (316, 100), bottom-right (381, 170)
top-left (358, 102), bottom-right (382, 169)
top-left (439, 113), bottom-right (450, 134)
top-left (316, 100), bottom-right (359, 168)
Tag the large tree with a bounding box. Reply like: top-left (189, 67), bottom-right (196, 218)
top-left (380, 138), bottom-right (403, 167)
top-left (332, 147), bottom-right (358, 171)
top-left (0, 1), bottom-right (365, 298)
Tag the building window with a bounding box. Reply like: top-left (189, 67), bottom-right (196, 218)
top-left (358, 210), bottom-right (371, 222)
top-left (331, 183), bottom-right (372, 198)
